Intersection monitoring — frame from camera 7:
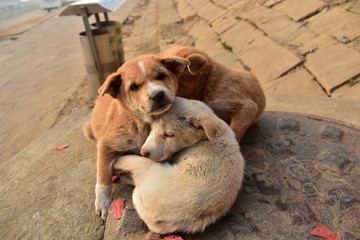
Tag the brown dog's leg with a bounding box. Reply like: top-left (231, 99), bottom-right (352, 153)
top-left (230, 101), bottom-right (259, 142)
top-left (95, 140), bottom-right (116, 220)
top-left (83, 120), bottom-right (95, 143)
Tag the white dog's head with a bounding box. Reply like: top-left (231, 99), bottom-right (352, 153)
top-left (140, 98), bottom-right (222, 161)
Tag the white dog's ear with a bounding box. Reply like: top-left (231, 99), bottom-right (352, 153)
top-left (161, 57), bottom-right (190, 75)
top-left (98, 72), bottom-right (122, 98)
top-left (189, 116), bottom-right (219, 142)
top-left (186, 53), bottom-right (207, 75)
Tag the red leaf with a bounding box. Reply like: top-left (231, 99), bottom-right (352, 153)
top-left (54, 144), bottom-right (69, 151)
top-left (112, 175), bottom-right (120, 183)
top-left (112, 198), bottom-right (125, 219)
top-left (142, 235), bottom-right (184, 240)
top-left (163, 236), bottom-right (184, 240)
top-left (310, 222), bottom-right (338, 240)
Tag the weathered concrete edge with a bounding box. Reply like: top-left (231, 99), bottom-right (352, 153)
top-left (0, 110), bottom-right (106, 240)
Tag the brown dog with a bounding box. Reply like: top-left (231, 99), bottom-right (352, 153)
top-left (159, 45), bottom-right (266, 142)
top-left (83, 54), bottom-right (189, 220)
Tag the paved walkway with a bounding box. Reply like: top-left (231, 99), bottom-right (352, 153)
top-left (173, 0), bottom-right (360, 98)
top-left (122, 0), bottom-right (360, 125)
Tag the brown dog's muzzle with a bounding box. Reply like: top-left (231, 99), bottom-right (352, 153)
top-left (150, 90), bottom-right (171, 113)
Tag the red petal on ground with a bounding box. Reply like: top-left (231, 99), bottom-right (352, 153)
top-left (54, 144), bottom-right (69, 151)
top-left (112, 175), bottom-right (120, 183)
top-left (112, 198), bottom-right (126, 219)
top-left (142, 235), bottom-right (184, 240)
top-left (310, 222), bottom-right (338, 240)
top-left (163, 236), bottom-right (184, 240)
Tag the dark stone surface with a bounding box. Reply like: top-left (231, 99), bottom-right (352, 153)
top-left (321, 125), bottom-right (344, 142)
top-left (278, 118), bottom-right (300, 133)
top-left (104, 112), bottom-right (360, 239)
top-left (119, 208), bottom-right (147, 234)
top-left (328, 186), bottom-right (359, 210)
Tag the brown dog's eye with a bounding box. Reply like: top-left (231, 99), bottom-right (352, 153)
top-left (161, 132), bottom-right (175, 139)
top-left (130, 83), bottom-right (139, 91)
top-left (157, 73), bottom-right (166, 80)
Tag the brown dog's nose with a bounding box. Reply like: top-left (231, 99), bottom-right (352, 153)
top-left (150, 91), bottom-right (165, 103)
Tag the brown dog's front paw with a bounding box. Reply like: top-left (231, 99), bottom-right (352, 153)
top-left (95, 184), bottom-right (112, 220)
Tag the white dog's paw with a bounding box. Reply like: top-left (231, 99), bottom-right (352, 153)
top-left (95, 184), bottom-right (112, 220)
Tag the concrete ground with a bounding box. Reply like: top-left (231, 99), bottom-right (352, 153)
top-left (0, 0), bottom-right (359, 239)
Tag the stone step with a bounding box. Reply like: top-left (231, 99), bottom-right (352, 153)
top-left (0, 110), bottom-right (104, 240)
top-left (266, 93), bottom-right (360, 127)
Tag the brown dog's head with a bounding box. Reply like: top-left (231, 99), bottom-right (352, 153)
top-left (185, 53), bottom-right (207, 75)
top-left (159, 45), bottom-right (210, 99)
top-left (98, 55), bottom-right (189, 120)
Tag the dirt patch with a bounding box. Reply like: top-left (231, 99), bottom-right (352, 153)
top-left (51, 77), bottom-right (93, 127)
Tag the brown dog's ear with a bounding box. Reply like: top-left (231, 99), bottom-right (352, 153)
top-left (189, 116), bottom-right (219, 142)
top-left (186, 54), bottom-right (207, 75)
top-left (98, 72), bottom-right (122, 98)
top-left (161, 57), bottom-right (190, 75)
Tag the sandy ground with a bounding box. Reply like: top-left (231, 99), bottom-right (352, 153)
top-left (0, 8), bottom-right (87, 162)
top-left (0, 1), bottom-right (139, 163)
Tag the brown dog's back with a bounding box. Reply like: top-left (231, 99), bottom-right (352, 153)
top-left (160, 45), bottom-right (266, 141)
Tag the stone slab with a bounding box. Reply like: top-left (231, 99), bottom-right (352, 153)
top-left (230, 5), bottom-right (338, 55)
top-left (0, 110), bottom-right (105, 240)
top-left (255, 15), bottom-right (300, 45)
top-left (293, 32), bottom-right (338, 55)
top-left (273, 0), bottom-right (325, 21)
top-left (265, 94), bottom-right (360, 127)
top-left (138, 0), bottom-right (159, 37)
top-left (331, 80), bottom-right (360, 100)
top-left (122, 0), bottom-right (160, 59)
top-left (238, 6), bottom-right (334, 55)
top-left (265, 0), bottom-right (283, 8)
top-left (210, 11), bottom-right (239, 35)
top-left (197, 1), bottom-right (228, 23)
top-left (159, 20), bottom-right (195, 52)
top-left (185, 16), bottom-right (211, 38)
top-left (183, 16), bottom-right (246, 69)
top-left (211, 50), bottom-right (247, 70)
top-left (239, 5), bottom-right (321, 52)
top-left (193, 26), bottom-right (222, 57)
top-left (305, 44), bottom-right (360, 94)
top-left (221, 21), bottom-right (302, 83)
top-left (174, 0), bottom-right (196, 19)
top-left (213, 0), bottom-right (239, 8)
top-left (239, 5), bottom-right (283, 25)
top-left (263, 67), bottom-right (326, 96)
top-left (307, 4), bottom-right (360, 41)
top-left (158, 0), bottom-right (181, 26)
top-left (158, 0), bottom-right (195, 51)
top-left (187, 0), bottom-right (210, 11)
top-left (347, 37), bottom-right (360, 53)
top-left (103, 111), bottom-right (360, 239)
top-left (184, 17), bottom-right (223, 58)
top-left (231, 0), bottom-right (270, 15)
top-left (348, 0), bottom-right (360, 14)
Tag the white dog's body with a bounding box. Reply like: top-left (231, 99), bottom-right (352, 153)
top-left (114, 98), bottom-right (244, 234)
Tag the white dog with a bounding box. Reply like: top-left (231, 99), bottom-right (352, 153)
top-left (113, 97), bottom-right (245, 234)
